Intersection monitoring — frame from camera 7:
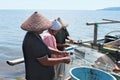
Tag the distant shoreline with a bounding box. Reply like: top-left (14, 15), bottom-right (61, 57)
top-left (99, 7), bottom-right (120, 11)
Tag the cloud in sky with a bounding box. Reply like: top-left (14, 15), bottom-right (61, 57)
top-left (0, 0), bottom-right (120, 10)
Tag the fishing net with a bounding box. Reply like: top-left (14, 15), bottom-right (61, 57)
top-left (69, 46), bottom-right (118, 73)
top-left (91, 53), bottom-right (115, 72)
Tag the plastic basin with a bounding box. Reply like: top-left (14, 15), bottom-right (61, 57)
top-left (69, 67), bottom-right (116, 80)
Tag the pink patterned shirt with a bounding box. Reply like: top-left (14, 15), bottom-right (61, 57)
top-left (42, 31), bottom-right (57, 50)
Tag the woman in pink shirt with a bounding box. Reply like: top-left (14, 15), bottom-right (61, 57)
top-left (42, 19), bottom-right (61, 50)
top-left (42, 19), bottom-right (67, 80)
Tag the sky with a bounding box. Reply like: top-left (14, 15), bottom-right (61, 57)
top-left (0, 0), bottom-right (120, 10)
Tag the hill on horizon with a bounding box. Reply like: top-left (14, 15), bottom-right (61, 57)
top-left (99, 7), bottom-right (120, 11)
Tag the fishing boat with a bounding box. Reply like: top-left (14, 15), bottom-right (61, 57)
top-left (78, 29), bottom-right (120, 62)
top-left (6, 19), bottom-right (120, 80)
top-left (65, 19), bottom-right (120, 80)
top-left (76, 19), bottom-right (120, 62)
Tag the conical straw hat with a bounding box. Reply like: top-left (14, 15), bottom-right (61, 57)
top-left (57, 17), bottom-right (68, 27)
top-left (21, 12), bottom-right (52, 32)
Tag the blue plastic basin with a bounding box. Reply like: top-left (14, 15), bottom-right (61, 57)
top-left (69, 67), bottom-right (116, 80)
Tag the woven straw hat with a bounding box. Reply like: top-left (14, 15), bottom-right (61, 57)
top-left (21, 12), bottom-right (52, 32)
top-left (57, 17), bottom-right (68, 28)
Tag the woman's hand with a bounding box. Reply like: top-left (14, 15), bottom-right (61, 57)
top-left (59, 51), bottom-right (70, 57)
top-left (62, 57), bottom-right (70, 64)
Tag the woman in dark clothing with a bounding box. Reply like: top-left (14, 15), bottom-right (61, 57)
top-left (23, 31), bottom-right (55, 80)
top-left (54, 17), bottom-right (75, 51)
top-left (54, 27), bottom-right (70, 51)
top-left (21, 12), bottom-right (70, 80)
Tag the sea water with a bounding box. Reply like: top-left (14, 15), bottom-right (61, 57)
top-left (0, 9), bottom-right (120, 79)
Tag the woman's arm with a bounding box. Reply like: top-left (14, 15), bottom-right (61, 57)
top-left (37, 55), bottom-right (70, 66)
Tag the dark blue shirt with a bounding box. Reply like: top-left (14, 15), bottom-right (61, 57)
top-left (22, 32), bottom-right (54, 80)
top-left (54, 28), bottom-right (69, 51)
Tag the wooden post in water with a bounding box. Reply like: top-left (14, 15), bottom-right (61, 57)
top-left (93, 23), bottom-right (98, 45)
top-left (86, 23), bottom-right (98, 45)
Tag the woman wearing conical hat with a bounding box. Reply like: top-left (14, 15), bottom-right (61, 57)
top-left (21, 12), bottom-right (70, 80)
top-left (54, 17), bottom-right (76, 51)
